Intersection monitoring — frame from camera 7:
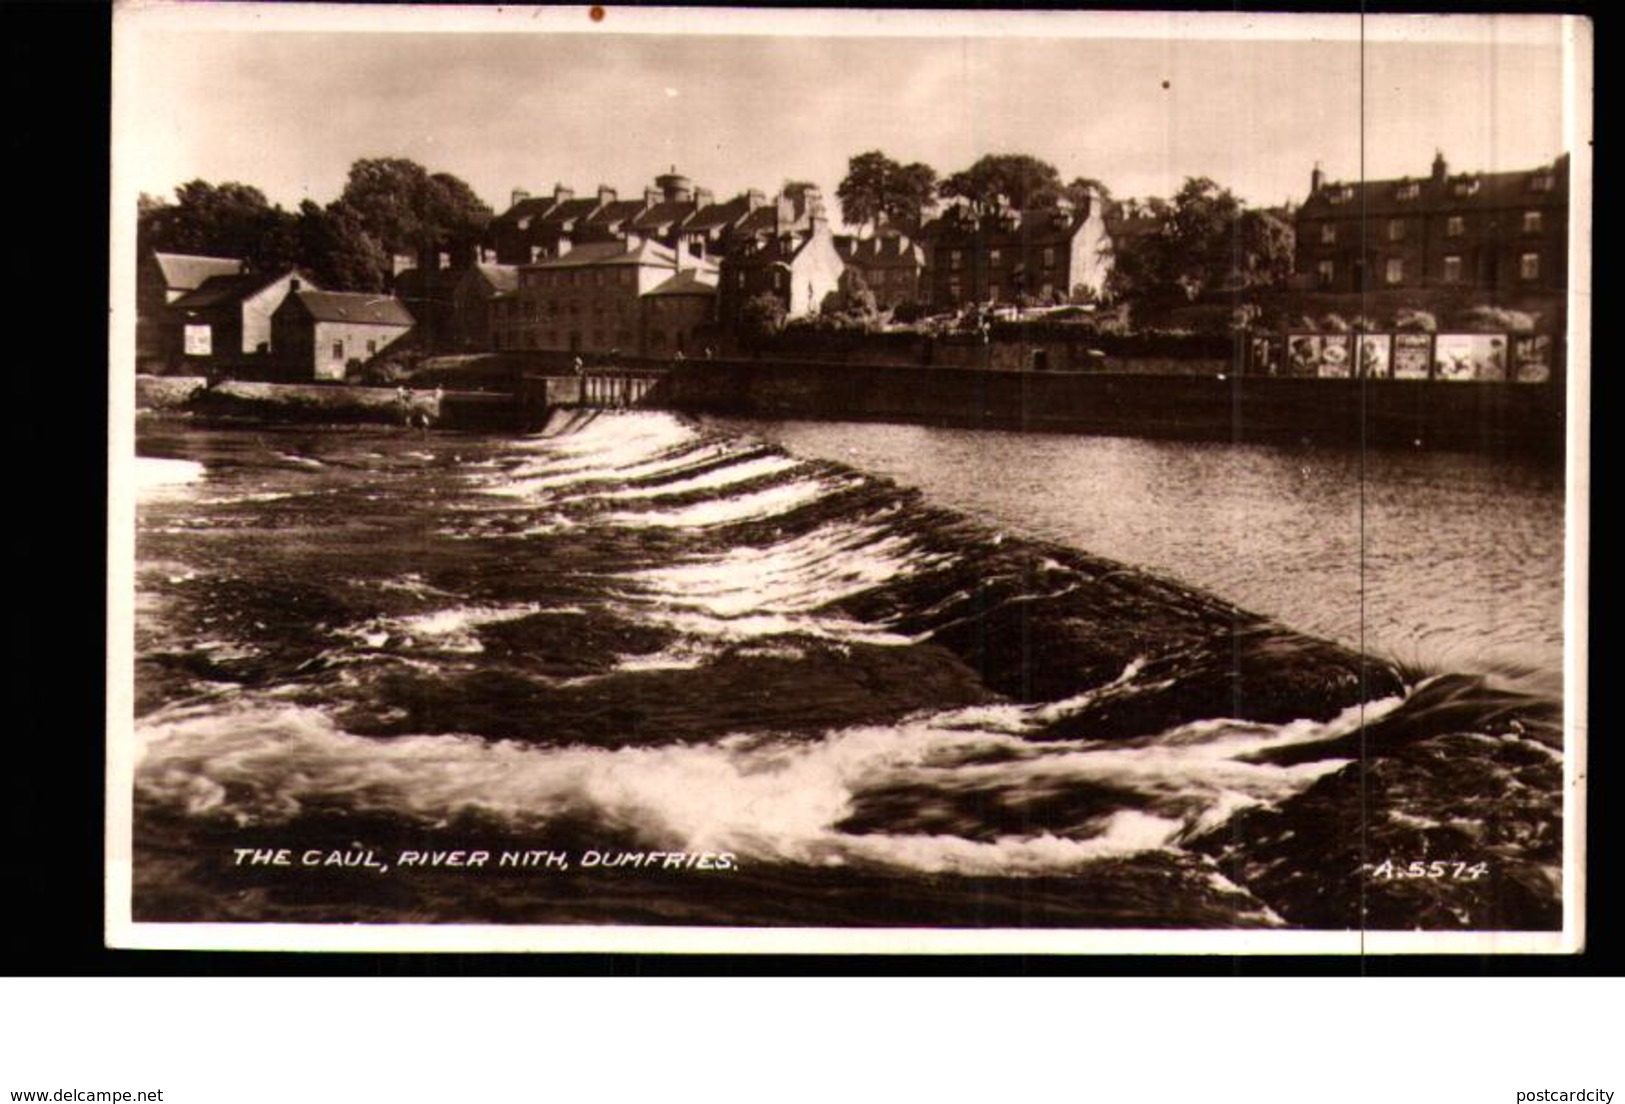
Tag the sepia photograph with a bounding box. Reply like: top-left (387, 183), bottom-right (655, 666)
top-left (107, 3), bottom-right (1591, 953)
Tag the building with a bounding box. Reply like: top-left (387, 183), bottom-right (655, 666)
top-left (137, 251), bottom-right (245, 369)
top-left (917, 192), bottom-right (1114, 309)
top-left (488, 238), bottom-right (718, 358)
top-left (717, 185), bottom-right (847, 325)
top-left (270, 288), bottom-right (415, 381)
top-left (1294, 151), bottom-right (1569, 294)
top-left (164, 268), bottom-right (316, 372)
top-left (834, 231), bottom-right (925, 309)
top-left (452, 262), bottom-right (519, 351)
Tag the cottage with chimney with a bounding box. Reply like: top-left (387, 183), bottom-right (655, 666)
top-left (718, 185), bottom-right (846, 325)
top-left (137, 251), bottom-right (245, 369)
top-left (163, 267), bottom-right (317, 373)
top-left (270, 286), bottom-right (415, 381)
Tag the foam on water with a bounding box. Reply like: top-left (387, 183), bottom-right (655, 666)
top-left (603, 477), bottom-right (837, 529)
top-left (135, 457), bottom-right (205, 498)
top-left (135, 688), bottom-right (1378, 877)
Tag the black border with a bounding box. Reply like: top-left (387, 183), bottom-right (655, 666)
top-left (15, 0), bottom-right (1610, 978)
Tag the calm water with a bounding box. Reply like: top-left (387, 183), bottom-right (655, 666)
top-left (128, 412), bottom-right (1566, 932)
top-left (712, 419), bottom-right (1567, 693)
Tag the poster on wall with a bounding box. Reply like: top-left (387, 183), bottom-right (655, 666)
top-left (1249, 334), bottom-right (1281, 376)
top-left (1513, 335), bottom-right (1554, 382)
top-left (1286, 334), bottom-right (1322, 378)
top-left (183, 324), bottom-right (212, 357)
top-left (1435, 333), bottom-right (1509, 381)
top-left (1318, 333), bottom-right (1352, 378)
top-left (1357, 333), bottom-right (1392, 379)
top-left (1392, 333), bottom-right (1433, 379)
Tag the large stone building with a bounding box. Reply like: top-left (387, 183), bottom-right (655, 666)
top-left (917, 191), bottom-right (1114, 309)
top-left (488, 238), bottom-right (718, 358)
top-left (1293, 151), bottom-right (1569, 294)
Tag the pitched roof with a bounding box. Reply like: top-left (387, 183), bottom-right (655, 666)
top-left (170, 269), bottom-right (307, 310)
top-left (631, 200), bottom-right (698, 232)
top-left (524, 239), bottom-right (677, 270)
top-left (732, 207), bottom-right (782, 239)
top-left (285, 290), bottom-right (414, 327)
top-left (835, 235), bottom-right (923, 268)
top-left (153, 252), bottom-right (245, 292)
top-left (683, 195), bottom-right (753, 233)
top-left (918, 207), bottom-right (1084, 248)
top-left (1300, 156), bottom-right (1569, 219)
top-left (539, 197), bottom-right (601, 227)
top-left (471, 263), bottom-right (520, 293)
top-left (493, 196), bottom-right (558, 228)
top-left (644, 269), bottom-right (720, 297)
top-left (583, 199), bottom-right (649, 229)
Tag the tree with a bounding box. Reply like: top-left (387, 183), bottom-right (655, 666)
top-left (836, 151), bottom-right (939, 234)
top-left (137, 180), bottom-right (298, 271)
top-left (338, 158), bottom-right (492, 260)
top-left (295, 200), bottom-right (390, 292)
top-left (939, 153), bottom-right (1062, 214)
top-left (1063, 176), bottom-right (1112, 211)
top-left (737, 291), bottom-right (787, 343)
top-left (1104, 181), bottom-right (1292, 303)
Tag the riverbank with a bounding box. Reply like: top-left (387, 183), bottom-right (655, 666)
top-left (136, 375), bottom-right (516, 430)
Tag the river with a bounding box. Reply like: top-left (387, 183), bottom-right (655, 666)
top-left (126, 411), bottom-right (1569, 936)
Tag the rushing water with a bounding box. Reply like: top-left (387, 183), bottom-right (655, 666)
top-left (128, 411), bottom-right (1567, 931)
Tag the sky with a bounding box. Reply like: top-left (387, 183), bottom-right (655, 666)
top-left (114, 6), bottom-right (1585, 226)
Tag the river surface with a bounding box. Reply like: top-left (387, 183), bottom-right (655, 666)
top-left (128, 411), bottom-right (1568, 933)
top-left (708, 419), bottom-right (1567, 695)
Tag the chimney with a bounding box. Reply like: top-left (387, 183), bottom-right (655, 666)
top-left (554, 183), bottom-right (575, 204)
top-left (597, 184), bottom-right (617, 207)
top-left (1310, 163), bottom-right (1324, 194)
top-left (1432, 150), bottom-right (1448, 183)
top-left (645, 186), bottom-right (662, 206)
top-left (776, 192), bottom-right (797, 228)
top-left (511, 187), bottom-right (531, 209)
top-left (746, 188), bottom-right (767, 211)
top-left (693, 187), bottom-right (714, 209)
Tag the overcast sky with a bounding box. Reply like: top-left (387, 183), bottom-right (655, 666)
top-left (115, 7), bottom-right (1584, 224)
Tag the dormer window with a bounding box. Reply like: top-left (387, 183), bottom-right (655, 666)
top-left (1396, 182), bottom-right (1420, 200)
top-left (1530, 174), bottom-right (1555, 193)
top-left (1451, 178), bottom-right (1481, 197)
top-left (1327, 186), bottom-right (1355, 205)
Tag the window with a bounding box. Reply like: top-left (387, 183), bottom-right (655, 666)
top-left (1522, 211), bottom-right (1543, 234)
top-left (1320, 224), bottom-right (1337, 245)
top-left (1443, 255), bottom-right (1463, 283)
top-left (1452, 179), bottom-right (1480, 197)
top-left (1530, 174), bottom-right (1555, 193)
top-left (1520, 252), bottom-right (1541, 281)
top-left (1446, 216), bottom-right (1465, 238)
top-left (1328, 186), bottom-right (1354, 205)
top-left (1042, 247), bottom-right (1056, 268)
top-left (950, 250), bottom-right (962, 270)
top-left (1040, 282), bottom-right (1054, 300)
top-left (948, 280), bottom-right (961, 302)
top-left (1385, 258), bottom-right (1404, 285)
top-left (989, 284), bottom-right (1000, 302)
top-left (989, 249), bottom-right (1002, 266)
top-left (182, 324), bottom-right (212, 357)
top-left (1316, 260), bottom-right (1334, 287)
top-left (366, 339), bottom-right (377, 355)
top-left (737, 272), bottom-right (746, 288)
top-left (332, 340), bottom-right (344, 360)
top-left (1387, 218), bottom-right (1405, 242)
top-left (1396, 182), bottom-right (1420, 200)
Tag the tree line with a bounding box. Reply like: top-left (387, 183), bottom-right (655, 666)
top-left (835, 149), bottom-right (1294, 303)
top-left (138, 158), bottom-right (493, 292)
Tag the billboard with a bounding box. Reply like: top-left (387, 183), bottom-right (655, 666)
top-left (1392, 333), bottom-right (1433, 379)
top-left (1318, 333), bottom-right (1353, 378)
top-left (1513, 335), bottom-right (1554, 382)
top-left (1357, 334), bottom-right (1392, 379)
top-left (1435, 333), bottom-right (1509, 381)
top-left (1286, 334), bottom-right (1322, 378)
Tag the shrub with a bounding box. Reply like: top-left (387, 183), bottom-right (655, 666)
top-left (1393, 308), bottom-right (1438, 333)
